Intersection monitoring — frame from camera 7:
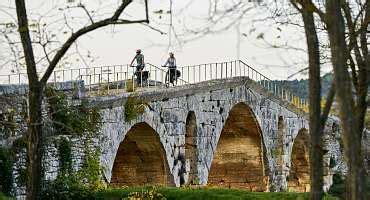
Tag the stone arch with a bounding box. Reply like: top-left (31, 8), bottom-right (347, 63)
top-left (288, 128), bottom-right (310, 192)
top-left (185, 111), bottom-right (198, 185)
top-left (208, 102), bottom-right (268, 191)
top-left (110, 122), bottom-right (175, 187)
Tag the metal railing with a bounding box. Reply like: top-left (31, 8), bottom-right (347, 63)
top-left (0, 60), bottom-right (308, 111)
top-left (172, 60), bottom-right (308, 111)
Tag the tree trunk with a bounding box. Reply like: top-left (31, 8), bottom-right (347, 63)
top-left (26, 83), bottom-right (44, 200)
top-left (326, 1), bottom-right (366, 199)
top-left (15, 0), bottom-right (44, 199)
top-left (301, 8), bottom-right (324, 200)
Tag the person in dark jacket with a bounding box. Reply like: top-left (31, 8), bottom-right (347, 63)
top-left (130, 49), bottom-right (146, 85)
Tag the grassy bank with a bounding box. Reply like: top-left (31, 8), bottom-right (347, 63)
top-left (0, 193), bottom-right (13, 200)
top-left (95, 187), bottom-right (338, 200)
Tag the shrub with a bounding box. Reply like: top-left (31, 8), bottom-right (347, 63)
top-left (0, 148), bottom-right (13, 196)
top-left (124, 97), bottom-right (147, 122)
top-left (45, 86), bottom-right (102, 136)
top-left (40, 178), bottom-right (95, 200)
top-left (41, 138), bottom-right (104, 200)
top-left (124, 187), bottom-right (166, 200)
top-left (126, 80), bottom-right (135, 92)
top-left (328, 173), bottom-right (345, 199)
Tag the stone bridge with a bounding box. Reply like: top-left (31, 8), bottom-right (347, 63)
top-left (74, 76), bottom-right (343, 192)
top-left (0, 72), bottom-right (346, 197)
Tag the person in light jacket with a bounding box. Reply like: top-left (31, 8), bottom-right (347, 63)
top-left (163, 52), bottom-right (178, 86)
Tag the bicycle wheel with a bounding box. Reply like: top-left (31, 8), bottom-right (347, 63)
top-left (165, 71), bottom-right (170, 87)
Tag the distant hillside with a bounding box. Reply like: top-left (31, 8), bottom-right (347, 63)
top-left (277, 73), bottom-right (369, 129)
top-left (273, 73), bottom-right (334, 99)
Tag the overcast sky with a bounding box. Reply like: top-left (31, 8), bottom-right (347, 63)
top-left (0, 0), bottom-right (319, 80)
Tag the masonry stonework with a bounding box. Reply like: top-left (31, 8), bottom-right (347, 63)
top-left (0, 77), bottom-right (348, 196)
top-left (92, 77), bottom-right (344, 191)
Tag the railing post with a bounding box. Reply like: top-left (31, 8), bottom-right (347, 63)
top-left (198, 65), bottom-right (201, 82)
top-left (107, 66), bottom-right (110, 93)
top-left (116, 73), bottom-right (119, 91)
top-left (248, 65), bottom-right (250, 78)
top-left (216, 63), bottom-right (218, 79)
top-left (194, 65), bottom-right (196, 83)
top-left (113, 65), bottom-right (116, 83)
top-left (89, 74), bottom-right (92, 92)
top-left (238, 60), bottom-right (240, 77)
top-left (181, 67), bottom-right (184, 86)
top-left (230, 61), bottom-right (233, 77)
top-left (186, 66), bottom-right (189, 84)
top-left (149, 64), bottom-right (152, 88)
top-left (242, 61), bottom-right (245, 77)
top-left (204, 64), bottom-right (207, 81)
top-left (226, 62), bottom-right (228, 78)
top-left (274, 83), bottom-right (277, 96)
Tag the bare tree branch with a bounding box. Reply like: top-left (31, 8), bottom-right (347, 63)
top-left (40, 0), bottom-right (149, 84)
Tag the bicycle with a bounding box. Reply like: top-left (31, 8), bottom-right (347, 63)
top-left (164, 67), bottom-right (181, 87)
top-left (132, 65), bottom-right (149, 87)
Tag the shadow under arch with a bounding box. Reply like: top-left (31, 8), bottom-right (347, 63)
top-left (110, 122), bottom-right (175, 187)
top-left (208, 102), bottom-right (269, 191)
top-left (185, 111), bottom-right (198, 185)
top-left (288, 128), bottom-right (310, 192)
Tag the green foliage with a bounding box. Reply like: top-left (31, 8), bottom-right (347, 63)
top-left (328, 175), bottom-right (370, 199)
top-left (16, 167), bottom-right (27, 188)
top-left (11, 137), bottom-right (27, 152)
top-left (76, 147), bottom-right (104, 191)
top-left (271, 148), bottom-right (282, 158)
top-left (45, 87), bottom-right (102, 136)
top-left (42, 86), bottom-right (104, 199)
top-left (126, 80), bottom-right (135, 92)
top-left (12, 137), bottom-right (28, 187)
top-left (41, 137), bottom-right (104, 199)
top-left (124, 97), bottom-right (148, 122)
top-left (0, 109), bottom-right (17, 138)
top-left (124, 187), bottom-right (166, 200)
top-left (186, 177), bottom-right (200, 186)
top-left (0, 192), bottom-right (13, 200)
top-left (0, 136), bottom-right (29, 196)
top-left (57, 137), bottom-right (72, 175)
top-left (328, 174), bottom-right (345, 199)
top-left (41, 178), bottom-right (95, 200)
top-left (0, 148), bottom-right (13, 196)
top-left (95, 187), bottom-right (339, 200)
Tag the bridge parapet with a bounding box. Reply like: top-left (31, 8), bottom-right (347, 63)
top-left (0, 60), bottom-right (308, 112)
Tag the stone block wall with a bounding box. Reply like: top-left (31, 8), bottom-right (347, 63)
top-left (0, 77), bottom-right (350, 197)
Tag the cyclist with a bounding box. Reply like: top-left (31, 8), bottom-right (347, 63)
top-left (163, 52), bottom-right (178, 86)
top-left (130, 49), bottom-right (145, 85)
